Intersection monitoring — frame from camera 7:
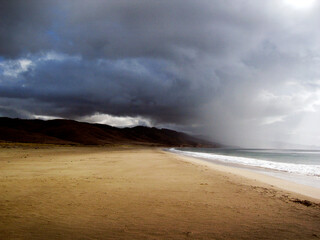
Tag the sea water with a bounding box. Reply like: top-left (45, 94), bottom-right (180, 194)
top-left (169, 148), bottom-right (320, 189)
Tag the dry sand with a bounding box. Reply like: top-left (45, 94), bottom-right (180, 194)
top-left (0, 146), bottom-right (319, 239)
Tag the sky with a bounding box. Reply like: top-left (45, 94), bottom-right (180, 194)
top-left (1, 0), bottom-right (320, 148)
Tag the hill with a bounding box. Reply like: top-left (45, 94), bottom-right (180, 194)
top-left (0, 117), bottom-right (218, 147)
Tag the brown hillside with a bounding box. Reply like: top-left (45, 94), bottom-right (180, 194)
top-left (0, 118), bottom-right (218, 147)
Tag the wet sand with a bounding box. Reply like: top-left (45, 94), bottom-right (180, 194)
top-left (169, 151), bottom-right (320, 200)
top-left (0, 146), bottom-right (319, 239)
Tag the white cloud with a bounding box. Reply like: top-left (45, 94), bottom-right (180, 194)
top-left (261, 116), bottom-right (285, 125)
top-left (283, 0), bottom-right (316, 10)
top-left (79, 113), bottom-right (152, 128)
top-left (39, 51), bottom-right (81, 62)
top-left (33, 114), bottom-right (62, 120)
top-left (0, 59), bottom-right (33, 77)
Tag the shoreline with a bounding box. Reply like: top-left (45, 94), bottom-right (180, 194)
top-left (166, 150), bottom-right (320, 201)
top-left (1, 146), bottom-right (320, 239)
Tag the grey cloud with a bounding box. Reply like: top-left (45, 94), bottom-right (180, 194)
top-left (0, 56), bottom-right (214, 124)
top-left (1, 0), bottom-right (320, 147)
top-left (0, 0), bottom-right (278, 59)
top-left (0, 106), bottom-right (31, 119)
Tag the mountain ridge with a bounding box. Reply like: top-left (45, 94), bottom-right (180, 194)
top-left (0, 117), bottom-right (218, 147)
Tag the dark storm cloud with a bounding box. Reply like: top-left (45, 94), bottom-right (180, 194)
top-left (1, 0), bottom-right (320, 147)
top-left (0, 0), bottom-right (277, 59)
top-left (0, 55), bottom-right (213, 123)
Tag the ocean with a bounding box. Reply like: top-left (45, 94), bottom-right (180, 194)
top-left (169, 148), bottom-right (320, 189)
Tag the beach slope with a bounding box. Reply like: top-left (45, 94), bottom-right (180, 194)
top-left (0, 146), bottom-right (319, 239)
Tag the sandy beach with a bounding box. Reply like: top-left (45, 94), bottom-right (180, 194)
top-left (169, 151), bottom-right (320, 200)
top-left (0, 146), bottom-right (319, 239)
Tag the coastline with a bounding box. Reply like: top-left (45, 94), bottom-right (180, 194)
top-left (1, 146), bottom-right (319, 239)
top-left (166, 150), bottom-right (320, 201)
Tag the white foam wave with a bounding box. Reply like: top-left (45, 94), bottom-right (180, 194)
top-left (169, 148), bottom-right (320, 177)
